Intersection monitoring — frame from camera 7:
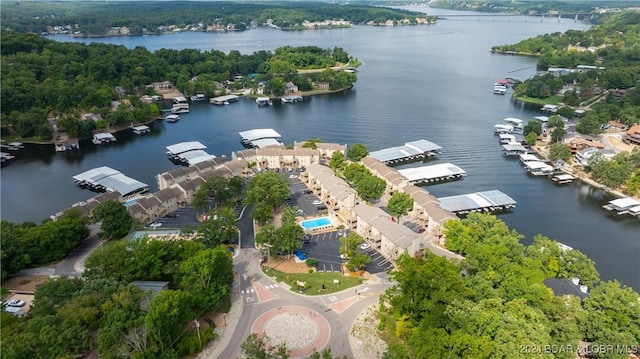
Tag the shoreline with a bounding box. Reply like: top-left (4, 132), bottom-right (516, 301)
top-left (2, 86), bottom-right (355, 146)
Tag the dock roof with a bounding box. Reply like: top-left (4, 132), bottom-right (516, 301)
top-left (398, 163), bottom-right (465, 182)
top-left (438, 190), bottom-right (516, 213)
top-left (93, 133), bottom-right (116, 140)
top-left (252, 138), bottom-right (283, 149)
top-left (524, 161), bottom-right (554, 171)
top-left (239, 128), bottom-right (281, 141)
top-left (177, 150), bottom-right (216, 165)
top-left (609, 197), bottom-right (640, 209)
top-left (210, 94), bottom-right (239, 103)
top-left (97, 173), bottom-right (148, 197)
top-left (166, 141), bottom-right (206, 155)
top-left (132, 125), bottom-right (150, 131)
top-left (502, 143), bottom-right (528, 152)
top-left (369, 139), bottom-right (441, 162)
top-left (73, 166), bottom-right (121, 183)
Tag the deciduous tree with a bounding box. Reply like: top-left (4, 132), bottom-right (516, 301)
top-left (93, 200), bottom-right (133, 240)
top-left (387, 192), bottom-right (413, 224)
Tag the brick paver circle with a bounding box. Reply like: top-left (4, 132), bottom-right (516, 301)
top-left (251, 305), bottom-right (331, 358)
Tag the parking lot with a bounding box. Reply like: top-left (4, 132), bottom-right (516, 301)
top-left (147, 206), bottom-right (200, 229)
top-left (286, 175), bottom-right (325, 216)
top-left (300, 230), bottom-right (394, 274)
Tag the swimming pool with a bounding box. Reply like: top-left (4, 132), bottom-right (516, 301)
top-left (300, 217), bottom-right (332, 230)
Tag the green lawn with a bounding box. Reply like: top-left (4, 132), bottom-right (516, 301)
top-left (264, 268), bottom-right (364, 295)
top-left (514, 94), bottom-right (564, 106)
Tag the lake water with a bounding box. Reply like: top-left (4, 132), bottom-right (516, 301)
top-left (1, 7), bottom-right (638, 289)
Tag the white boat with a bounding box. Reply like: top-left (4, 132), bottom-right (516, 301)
top-left (493, 86), bottom-right (507, 95)
top-left (165, 114), bottom-right (180, 123)
top-left (494, 124), bottom-right (514, 134)
top-left (282, 95), bottom-right (303, 103)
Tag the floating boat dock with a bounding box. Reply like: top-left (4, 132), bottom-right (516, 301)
top-left (2, 142), bottom-right (25, 150)
top-left (397, 163), bottom-right (466, 185)
top-left (239, 128), bottom-right (283, 149)
top-left (603, 198), bottom-right (640, 217)
top-left (437, 190), bottom-right (516, 215)
top-left (503, 117), bottom-right (523, 130)
top-left (210, 95), bottom-right (239, 105)
top-left (0, 152), bottom-right (16, 162)
top-left (523, 161), bottom-right (555, 176)
top-left (552, 174), bottom-right (576, 184)
top-left (494, 124), bottom-right (514, 134)
top-left (502, 143), bottom-right (528, 156)
top-left (92, 133), bottom-right (116, 145)
top-left (165, 114), bottom-right (180, 123)
top-left (368, 139), bottom-right (442, 165)
top-left (541, 104), bottom-right (559, 114)
top-left (190, 94), bottom-right (206, 102)
top-left (499, 134), bottom-right (517, 144)
top-left (73, 166), bottom-right (148, 197)
top-left (256, 97), bottom-right (273, 106)
top-left (166, 141), bottom-right (216, 165)
top-left (281, 95), bottom-right (303, 103)
top-left (132, 125), bottom-right (150, 135)
top-left (519, 153), bottom-right (540, 164)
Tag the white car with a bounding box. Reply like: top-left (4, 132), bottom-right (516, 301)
top-left (149, 222), bottom-right (162, 228)
top-left (289, 174), bottom-right (298, 179)
top-left (6, 299), bottom-right (25, 307)
top-left (339, 253), bottom-right (349, 260)
top-left (360, 243), bottom-right (371, 250)
top-left (312, 200), bottom-right (323, 205)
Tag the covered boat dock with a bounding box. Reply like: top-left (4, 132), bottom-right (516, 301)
top-left (523, 161), bottom-right (554, 176)
top-left (552, 174), bottom-right (576, 184)
top-left (502, 143), bottom-right (528, 156)
top-left (438, 190), bottom-right (516, 215)
top-left (132, 125), bottom-right (150, 135)
top-left (398, 163), bottom-right (466, 185)
top-left (73, 166), bottom-right (148, 196)
top-left (368, 139), bottom-right (442, 165)
top-left (210, 95), bottom-right (239, 105)
top-left (239, 128), bottom-right (282, 149)
top-left (603, 198), bottom-right (640, 217)
top-left (92, 133), bottom-right (116, 144)
top-left (166, 141), bottom-right (216, 165)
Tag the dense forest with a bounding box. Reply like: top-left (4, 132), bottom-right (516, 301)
top-left (1, 240), bottom-right (234, 358)
top-left (380, 213), bottom-right (640, 359)
top-left (0, 32), bottom-right (356, 141)
top-left (0, 1), bottom-right (434, 35)
top-left (428, 0), bottom-right (640, 20)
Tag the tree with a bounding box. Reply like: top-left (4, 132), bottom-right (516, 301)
top-left (346, 252), bottom-right (370, 272)
top-left (549, 143), bottom-right (572, 162)
top-left (145, 289), bottom-right (196, 353)
top-left (93, 200), bottom-right (133, 240)
top-left (241, 333), bottom-right (290, 359)
top-left (356, 176), bottom-right (386, 202)
top-left (524, 132), bottom-right (538, 146)
top-left (557, 106), bottom-right (576, 118)
top-left (197, 207), bottom-right (239, 247)
top-left (547, 115), bottom-right (565, 129)
top-left (245, 172), bottom-right (290, 224)
top-left (576, 112), bottom-right (603, 136)
top-left (550, 126), bottom-right (567, 143)
top-left (347, 143), bottom-right (369, 162)
top-left (179, 246), bottom-right (233, 312)
top-left (339, 232), bottom-right (363, 258)
top-left (523, 119), bottom-right (543, 137)
top-left (329, 151), bottom-right (346, 171)
top-left (387, 192), bottom-right (413, 224)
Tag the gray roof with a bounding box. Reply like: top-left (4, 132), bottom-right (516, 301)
top-left (73, 166), bottom-right (120, 182)
top-left (252, 138), bottom-right (282, 149)
top-left (239, 128), bottom-right (281, 141)
top-left (438, 190), bottom-right (516, 212)
top-left (398, 163), bottom-right (465, 182)
top-left (73, 167), bottom-right (147, 196)
top-left (369, 139), bottom-right (441, 162)
top-left (543, 278), bottom-right (589, 300)
top-left (177, 150), bottom-right (216, 165)
top-left (166, 141), bottom-right (206, 155)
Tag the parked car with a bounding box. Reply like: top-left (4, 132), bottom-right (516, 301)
top-left (360, 243), bottom-right (371, 250)
top-left (149, 222), bottom-right (162, 228)
top-left (316, 205), bottom-right (327, 211)
top-left (302, 189), bottom-right (313, 195)
top-left (165, 214), bottom-right (177, 218)
top-left (6, 299), bottom-right (25, 307)
top-left (339, 253), bottom-right (349, 260)
top-left (289, 174), bottom-right (298, 179)
top-left (312, 200), bottom-right (323, 205)
top-left (302, 235), bottom-right (311, 243)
